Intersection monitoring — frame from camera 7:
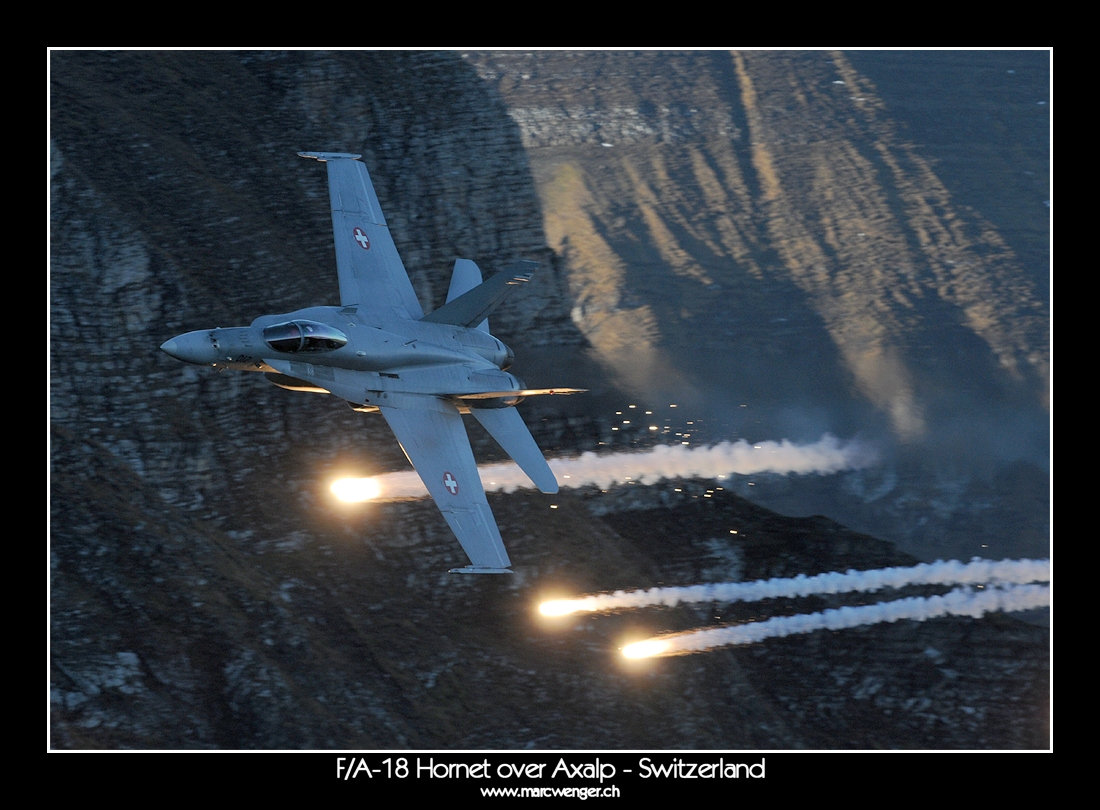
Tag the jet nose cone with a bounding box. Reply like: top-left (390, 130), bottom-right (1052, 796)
top-left (160, 330), bottom-right (216, 365)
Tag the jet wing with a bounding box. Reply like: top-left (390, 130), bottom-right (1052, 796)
top-left (379, 398), bottom-right (512, 572)
top-left (299, 152), bottom-right (424, 319)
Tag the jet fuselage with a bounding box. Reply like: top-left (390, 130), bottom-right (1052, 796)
top-left (161, 305), bottom-right (522, 409)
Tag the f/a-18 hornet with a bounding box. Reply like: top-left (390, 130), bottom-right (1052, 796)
top-left (161, 152), bottom-right (583, 574)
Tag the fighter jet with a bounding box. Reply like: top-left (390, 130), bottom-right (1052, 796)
top-left (161, 152), bottom-right (583, 573)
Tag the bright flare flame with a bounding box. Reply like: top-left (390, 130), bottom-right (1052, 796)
top-left (539, 599), bottom-right (592, 617)
top-left (331, 477), bottom-right (381, 503)
top-left (622, 639), bottom-right (673, 659)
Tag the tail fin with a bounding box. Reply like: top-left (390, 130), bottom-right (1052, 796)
top-left (422, 260), bottom-right (538, 330)
top-left (445, 259), bottom-right (489, 332)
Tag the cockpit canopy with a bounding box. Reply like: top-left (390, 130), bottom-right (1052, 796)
top-left (263, 320), bottom-right (348, 354)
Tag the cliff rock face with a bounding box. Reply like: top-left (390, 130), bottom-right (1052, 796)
top-left (468, 50), bottom-right (1049, 562)
top-left (469, 51), bottom-right (1047, 440)
top-left (50, 51), bottom-right (1048, 749)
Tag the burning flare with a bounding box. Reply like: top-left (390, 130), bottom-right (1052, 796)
top-left (538, 559), bottom-right (1050, 659)
top-left (622, 639), bottom-right (673, 659)
top-left (330, 477), bottom-right (382, 503)
top-left (539, 599), bottom-right (593, 617)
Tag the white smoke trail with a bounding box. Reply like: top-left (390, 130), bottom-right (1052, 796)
top-left (623, 584), bottom-right (1051, 657)
top-left (541, 558), bottom-right (1051, 616)
top-left (364, 434), bottom-right (877, 500)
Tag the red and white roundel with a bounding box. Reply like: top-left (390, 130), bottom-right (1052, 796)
top-left (442, 471), bottom-right (459, 495)
top-left (352, 227), bottom-right (371, 250)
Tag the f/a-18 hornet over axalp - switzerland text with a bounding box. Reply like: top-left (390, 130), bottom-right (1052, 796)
top-left (161, 152), bottom-right (583, 573)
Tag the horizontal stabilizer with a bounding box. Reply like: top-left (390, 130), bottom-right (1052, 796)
top-left (422, 261), bottom-right (539, 329)
top-left (472, 408), bottom-right (559, 493)
top-left (457, 388), bottom-right (587, 400)
top-left (298, 151), bottom-right (363, 161)
top-left (448, 566), bottom-right (514, 575)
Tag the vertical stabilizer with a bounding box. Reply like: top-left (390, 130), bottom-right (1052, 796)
top-left (447, 259), bottom-right (488, 332)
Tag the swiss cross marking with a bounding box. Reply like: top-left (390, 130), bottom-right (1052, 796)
top-left (353, 227), bottom-right (371, 250)
top-left (443, 472), bottom-right (459, 495)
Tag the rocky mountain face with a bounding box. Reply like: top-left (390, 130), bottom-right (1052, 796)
top-left (49, 51), bottom-right (1048, 749)
top-left (468, 50), bottom-right (1050, 562)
